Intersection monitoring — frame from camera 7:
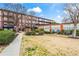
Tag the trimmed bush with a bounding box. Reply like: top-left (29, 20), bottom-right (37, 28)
top-left (57, 30), bottom-right (73, 35)
top-left (36, 29), bottom-right (44, 35)
top-left (25, 32), bottom-right (32, 35)
top-left (44, 31), bottom-right (51, 34)
top-left (56, 30), bottom-right (79, 36)
top-left (63, 30), bottom-right (79, 36)
top-left (31, 31), bottom-right (36, 35)
top-left (26, 29), bottom-right (44, 35)
top-left (64, 30), bottom-right (73, 35)
top-left (25, 31), bottom-right (36, 35)
top-left (76, 30), bottom-right (79, 36)
top-left (0, 30), bottom-right (16, 45)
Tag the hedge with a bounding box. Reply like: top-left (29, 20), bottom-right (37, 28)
top-left (58, 30), bottom-right (73, 35)
top-left (57, 30), bottom-right (79, 36)
top-left (0, 30), bottom-right (16, 45)
top-left (26, 29), bottom-right (44, 35)
top-left (76, 30), bottom-right (79, 36)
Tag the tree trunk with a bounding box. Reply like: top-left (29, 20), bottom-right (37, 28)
top-left (72, 24), bottom-right (77, 38)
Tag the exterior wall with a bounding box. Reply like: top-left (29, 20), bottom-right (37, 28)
top-left (38, 26), bottom-right (44, 29)
top-left (77, 24), bottom-right (79, 30)
top-left (52, 25), bottom-right (60, 32)
top-left (0, 22), bottom-right (1, 28)
top-left (63, 24), bottom-right (74, 30)
top-left (3, 11), bottom-right (14, 29)
top-left (0, 9), bottom-right (52, 32)
top-left (44, 25), bottom-right (50, 32)
top-left (44, 25), bottom-right (60, 32)
top-left (0, 10), bottom-right (2, 29)
top-left (63, 24), bottom-right (79, 30)
top-left (44, 23), bottom-right (79, 32)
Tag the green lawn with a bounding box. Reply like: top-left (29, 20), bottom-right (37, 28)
top-left (0, 30), bottom-right (16, 53)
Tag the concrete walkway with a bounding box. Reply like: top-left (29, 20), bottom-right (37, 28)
top-left (0, 32), bottom-right (24, 56)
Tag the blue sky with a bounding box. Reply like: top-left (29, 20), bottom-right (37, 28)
top-left (23, 3), bottom-right (66, 23)
top-left (0, 3), bottom-right (67, 23)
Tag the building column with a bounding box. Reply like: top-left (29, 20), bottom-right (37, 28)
top-left (1, 10), bottom-right (4, 29)
top-left (60, 24), bottom-right (63, 32)
top-left (50, 23), bottom-right (52, 33)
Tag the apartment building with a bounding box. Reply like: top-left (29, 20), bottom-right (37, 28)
top-left (0, 9), bottom-right (52, 32)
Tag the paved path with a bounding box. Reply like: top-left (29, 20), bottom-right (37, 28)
top-left (0, 32), bottom-right (24, 56)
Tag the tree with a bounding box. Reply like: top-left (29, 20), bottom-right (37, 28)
top-left (52, 21), bottom-right (58, 24)
top-left (27, 10), bottom-right (36, 15)
top-left (3, 3), bottom-right (27, 14)
top-left (63, 4), bottom-right (79, 38)
top-left (3, 3), bottom-right (36, 16)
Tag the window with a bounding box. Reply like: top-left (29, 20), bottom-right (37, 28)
top-left (9, 12), bottom-right (13, 16)
top-left (9, 18), bottom-right (14, 22)
top-left (28, 16), bottom-right (31, 19)
top-left (0, 11), bottom-right (2, 16)
top-left (0, 16), bottom-right (1, 21)
top-left (22, 20), bottom-right (25, 23)
top-left (4, 17), bottom-right (7, 21)
top-left (19, 19), bottom-right (21, 22)
top-left (4, 22), bottom-right (8, 25)
top-left (18, 14), bottom-right (21, 18)
top-left (0, 21), bottom-right (2, 28)
top-left (4, 11), bottom-right (7, 15)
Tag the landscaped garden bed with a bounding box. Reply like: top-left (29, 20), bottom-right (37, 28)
top-left (20, 34), bottom-right (79, 56)
top-left (0, 29), bottom-right (16, 53)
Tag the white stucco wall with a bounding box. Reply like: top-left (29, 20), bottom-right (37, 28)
top-left (63, 24), bottom-right (74, 30)
top-left (44, 25), bottom-right (50, 32)
top-left (52, 25), bottom-right (60, 32)
top-left (44, 23), bottom-right (79, 32)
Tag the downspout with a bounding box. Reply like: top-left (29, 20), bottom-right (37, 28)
top-left (60, 24), bottom-right (63, 32)
top-left (50, 23), bottom-right (52, 33)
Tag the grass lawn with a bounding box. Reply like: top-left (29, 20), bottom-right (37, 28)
top-left (0, 30), bottom-right (16, 53)
top-left (20, 34), bottom-right (79, 56)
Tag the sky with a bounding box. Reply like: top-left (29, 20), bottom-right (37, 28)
top-left (23, 3), bottom-right (67, 23)
top-left (0, 3), bottom-right (67, 23)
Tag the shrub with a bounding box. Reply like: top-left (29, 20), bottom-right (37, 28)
top-left (39, 31), bottom-right (44, 35)
top-left (31, 31), bottom-right (36, 35)
top-left (52, 30), bottom-right (56, 34)
top-left (25, 32), bottom-right (32, 35)
top-left (25, 31), bottom-right (36, 35)
top-left (37, 29), bottom-right (44, 35)
top-left (58, 30), bottom-right (79, 36)
top-left (63, 30), bottom-right (73, 35)
top-left (0, 30), bottom-right (16, 45)
top-left (44, 31), bottom-right (51, 34)
top-left (57, 30), bottom-right (73, 35)
top-left (26, 29), bottom-right (44, 35)
top-left (76, 30), bottom-right (79, 36)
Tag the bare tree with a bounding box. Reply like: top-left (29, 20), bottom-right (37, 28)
top-left (63, 4), bottom-right (79, 38)
top-left (3, 3), bottom-right (27, 14)
top-left (2, 3), bottom-right (37, 16)
top-left (27, 11), bottom-right (36, 15)
top-left (62, 16), bottom-right (72, 23)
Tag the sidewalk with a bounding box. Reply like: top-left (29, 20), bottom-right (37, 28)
top-left (0, 32), bottom-right (24, 56)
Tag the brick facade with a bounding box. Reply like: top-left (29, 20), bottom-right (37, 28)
top-left (0, 9), bottom-right (52, 32)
